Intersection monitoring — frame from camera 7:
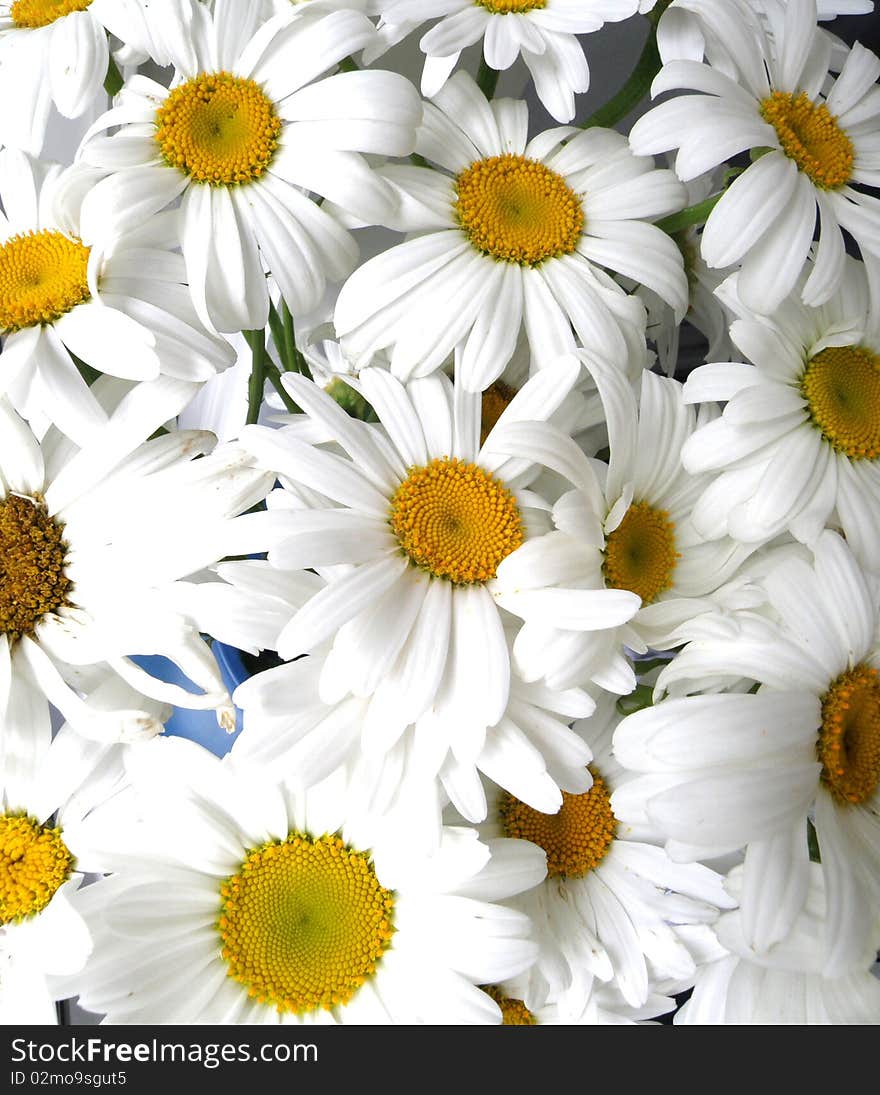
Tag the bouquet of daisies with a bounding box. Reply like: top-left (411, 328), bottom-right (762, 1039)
top-left (1, 0), bottom-right (879, 1027)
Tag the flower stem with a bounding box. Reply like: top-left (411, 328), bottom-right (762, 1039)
top-left (244, 329), bottom-right (267, 425)
top-left (581, 18), bottom-right (661, 130)
top-left (103, 54), bottom-right (124, 98)
top-left (265, 363), bottom-right (301, 415)
top-left (476, 57), bottom-right (500, 100)
top-left (338, 56), bottom-right (359, 73)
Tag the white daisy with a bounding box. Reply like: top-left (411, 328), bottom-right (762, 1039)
top-left (475, 693), bottom-right (734, 1018)
top-left (334, 70), bottom-right (687, 392)
top-left (613, 531), bottom-right (880, 977)
top-left (77, 0), bottom-right (422, 332)
top-left (60, 737), bottom-right (546, 1024)
top-left (0, 149), bottom-right (234, 446)
top-left (0, 387), bottom-right (274, 742)
top-left (497, 355), bottom-right (753, 693)
top-left (680, 257), bottom-right (880, 572)
top-left (0, 0), bottom-right (182, 155)
top-left (1, 710), bottom-right (133, 1024)
top-left (630, 0), bottom-right (880, 312)
top-left (239, 361), bottom-right (641, 739)
top-left (366, 0), bottom-right (639, 122)
top-left (677, 862), bottom-right (880, 1024)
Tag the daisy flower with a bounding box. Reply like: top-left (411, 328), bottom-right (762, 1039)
top-left (630, 0), bottom-right (880, 312)
top-left (0, 387), bottom-right (274, 742)
top-left (0, 0), bottom-right (182, 155)
top-left (366, 0), bottom-right (639, 123)
top-left (676, 863), bottom-right (880, 1024)
top-left (680, 257), bottom-right (880, 571)
top-left (239, 361), bottom-right (641, 738)
top-left (480, 978), bottom-right (678, 1024)
top-left (613, 531), bottom-right (880, 977)
top-left (498, 355), bottom-right (753, 693)
top-left (0, 149), bottom-right (234, 446)
top-left (475, 693), bottom-right (734, 1018)
top-left (60, 738), bottom-right (546, 1024)
top-left (335, 70), bottom-right (688, 391)
top-left (1, 712), bottom-right (132, 1024)
top-left (77, 0), bottom-right (422, 332)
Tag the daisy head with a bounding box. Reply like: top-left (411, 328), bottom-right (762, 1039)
top-left (0, 387), bottom-right (274, 742)
top-left (240, 360), bottom-right (640, 739)
top-left (476, 693), bottom-right (733, 1018)
top-left (62, 738), bottom-right (546, 1024)
top-left (1, 718), bottom-right (129, 1024)
top-left (368, 0), bottom-right (639, 122)
top-left (335, 70), bottom-right (687, 391)
top-left (614, 530), bottom-right (880, 977)
top-left (0, 149), bottom-right (234, 445)
top-left (77, 0), bottom-right (421, 333)
top-left (630, 0), bottom-right (880, 311)
top-left (681, 256), bottom-right (880, 570)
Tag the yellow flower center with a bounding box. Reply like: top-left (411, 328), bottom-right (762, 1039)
top-left (800, 345), bottom-right (880, 460)
top-left (218, 833), bottom-right (395, 1015)
top-left (0, 230), bottom-right (91, 333)
top-left (499, 768), bottom-right (617, 878)
top-left (817, 664), bottom-right (880, 806)
top-left (0, 494), bottom-right (70, 644)
top-left (10, 0), bottom-right (91, 29)
top-left (482, 985), bottom-right (537, 1024)
top-left (0, 814), bottom-right (73, 924)
top-left (474, 0), bottom-right (547, 11)
top-left (455, 154), bottom-right (584, 266)
top-left (480, 380), bottom-right (516, 447)
top-left (759, 91), bottom-right (854, 190)
top-left (603, 501), bottom-right (678, 605)
top-left (155, 72), bottom-right (282, 186)
top-left (389, 457), bottom-right (524, 584)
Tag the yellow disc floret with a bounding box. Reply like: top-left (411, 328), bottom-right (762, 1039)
top-left (217, 833), bottom-right (395, 1014)
top-left (455, 153), bottom-right (584, 266)
top-left (800, 345), bottom-right (880, 460)
top-left (759, 90), bottom-right (854, 190)
top-left (499, 768), bottom-right (617, 877)
top-left (0, 494), bottom-right (70, 644)
top-left (0, 814), bottom-right (73, 924)
top-left (389, 457), bottom-right (524, 584)
top-left (0, 230), bottom-right (91, 333)
top-left (482, 985), bottom-right (537, 1024)
top-left (603, 500), bottom-right (679, 605)
top-left (817, 664), bottom-right (880, 806)
top-left (474, 0), bottom-right (547, 12)
top-left (155, 72), bottom-right (282, 186)
top-left (10, 0), bottom-right (91, 29)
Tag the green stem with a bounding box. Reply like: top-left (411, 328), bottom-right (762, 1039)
top-left (266, 302), bottom-right (287, 369)
top-left (244, 329), bottom-right (267, 425)
top-left (281, 300), bottom-right (306, 376)
top-left (476, 57), bottom-right (500, 101)
top-left (338, 56), bottom-right (359, 73)
top-left (103, 54), bottom-right (124, 98)
top-left (655, 191), bottom-right (724, 235)
top-left (582, 19), bottom-right (661, 130)
top-left (265, 363), bottom-right (301, 415)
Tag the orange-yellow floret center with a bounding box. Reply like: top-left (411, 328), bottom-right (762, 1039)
top-left (482, 985), bottom-right (537, 1024)
top-left (603, 500), bottom-right (678, 605)
top-left (0, 814), bottom-right (73, 924)
top-left (455, 153), bottom-right (584, 266)
top-left (801, 345), bottom-right (880, 460)
top-left (217, 833), bottom-right (395, 1014)
top-left (10, 0), bottom-right (91, 29)
top-left (155, 72), bottom-right (282, 186)
top-left (390, 457), bottom-right (524, 584)
top-left (0, 494), bottom-right (70, 644)
top-left (0, 230), bottom-right (91, 333)
top-left (474, 0), bottom-right (547, 12)
top-left (499, 768), bottom-right (617, 877)
top-left (817, 664), bottom-right (880, 806)
top-left (759, 90), bottom-right (854, 189)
